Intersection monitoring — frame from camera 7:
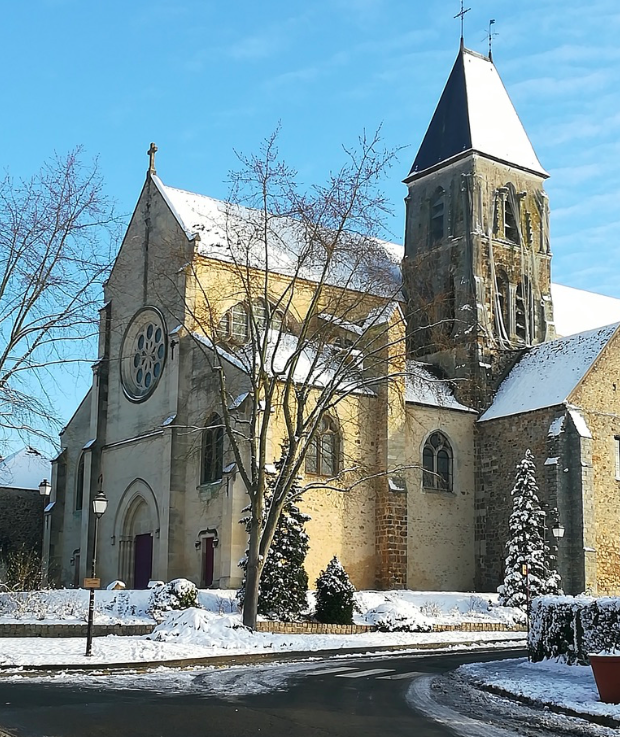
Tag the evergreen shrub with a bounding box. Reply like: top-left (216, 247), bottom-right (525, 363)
top-left (315, 556), bottom-right (356, 625)
top-left (149, 578), bottom-right (198, 620)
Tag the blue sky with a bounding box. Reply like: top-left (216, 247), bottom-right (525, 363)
top-left (2, 0), bottom-right (620, 449)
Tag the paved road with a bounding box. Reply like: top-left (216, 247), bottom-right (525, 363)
top-left (0, 648), bottom-right (525, 737)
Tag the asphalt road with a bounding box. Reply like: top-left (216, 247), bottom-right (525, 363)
top-left (0, 648), bottom-right (526, 737)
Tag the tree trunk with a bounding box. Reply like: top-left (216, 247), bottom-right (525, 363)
top-left (242, 518), bottom-right (262, 629)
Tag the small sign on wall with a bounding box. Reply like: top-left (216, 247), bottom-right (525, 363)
top-left (83, 577), bottom-right (100, 589)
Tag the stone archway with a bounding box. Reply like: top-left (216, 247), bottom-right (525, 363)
top-left (115, 481), bottom-right (159, 589)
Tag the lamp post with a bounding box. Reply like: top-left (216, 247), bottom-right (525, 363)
top-left (85, 482), bottom-right (108, 657)
top-left (38, 479), bottom-right (51, 584)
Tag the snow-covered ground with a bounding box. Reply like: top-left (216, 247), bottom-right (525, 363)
top-left (0, 587), bottom-right (524, 668)
top-left (0, 587), bottom-right (523, 627)
top-left (459, 657), bottom-right (620, 723)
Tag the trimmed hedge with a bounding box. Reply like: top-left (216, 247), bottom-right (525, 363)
top-left (529, 595), bottom-right (620, 664)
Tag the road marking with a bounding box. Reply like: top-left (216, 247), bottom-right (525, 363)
top-left (376, 671), bottom-right (426, 680)
top-left (308, 667), bottom-right (358, 676)
top-left (336, 668), bottom-right (395, 678)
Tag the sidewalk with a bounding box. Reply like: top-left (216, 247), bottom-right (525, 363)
top-left (459, 656), bottom-right (620, 730)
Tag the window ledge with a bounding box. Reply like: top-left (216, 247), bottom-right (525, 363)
top-left (422, 486), bottom-right (455, 496)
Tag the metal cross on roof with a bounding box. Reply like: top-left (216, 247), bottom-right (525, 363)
top-left (454, 0), bottom-right (471, 45)
top-left (147, 142), bottom-right (158, 175)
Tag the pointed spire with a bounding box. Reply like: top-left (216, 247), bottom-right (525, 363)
top-left (406, 47), bottom-right (548, 180)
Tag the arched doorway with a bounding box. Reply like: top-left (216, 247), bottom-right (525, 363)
top-left (116, 481), bottom-right (159, 589)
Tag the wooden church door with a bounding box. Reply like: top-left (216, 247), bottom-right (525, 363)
top-left (133, 533), bottom-right (153, 589)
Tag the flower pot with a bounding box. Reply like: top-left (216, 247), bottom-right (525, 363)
top-left (589, 653), bottom-right (620, 703)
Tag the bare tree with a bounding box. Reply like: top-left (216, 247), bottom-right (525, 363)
top-left (162, 130), bottom-right (408, 628)
top-left (0, 149), bottom-right (117, 451)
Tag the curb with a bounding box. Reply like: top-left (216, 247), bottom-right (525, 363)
top-left (0, 638), bottom-right (526, 676)
top-left (467, 678), bottom-right (620, 730)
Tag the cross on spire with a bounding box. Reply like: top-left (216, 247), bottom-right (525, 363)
top-left (454, 0), bottom-right (471, 46)
top-left (147, 142), bottom-right (158, 175)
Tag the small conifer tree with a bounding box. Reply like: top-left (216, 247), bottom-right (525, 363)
top-left (315, 556), bottom-right (356, 625)
top-left (498, 449), bottom-right (562, 610)
top-left (238, 459), bottom-right (310, 621)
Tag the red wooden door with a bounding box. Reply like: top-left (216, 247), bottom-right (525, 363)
top-left (134, 533), bottom-right (153, 589)
top-left (202, 538), bottom-right (214, 588)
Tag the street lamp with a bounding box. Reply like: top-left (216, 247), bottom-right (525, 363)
top-left (85, 479), bottom-right (108, 657)
top-left (552, 523), bottom-right (565, 539)
top-left (38, 479), bottom-right (52, 583)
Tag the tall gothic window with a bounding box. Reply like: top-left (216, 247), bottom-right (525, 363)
top-left (496, 269), bottom-right (510, 339)
top-left (430, 188), bottom-right (445, 243)
top-left (75, 454), bottom-right (85, 511)
top-left (504, 198), bottom-right (518, 242)
top-left (305, 416), bottom-right (339, 477)
top-left (515, 281), bottom-right (527, 342)
top-left (201, 414), bottom-right (224, 484)
top-left (422, 432), bottom-right (453, 491)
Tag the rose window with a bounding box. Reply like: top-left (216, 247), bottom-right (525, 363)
top-left (121, 308), bottom-right (167, 401)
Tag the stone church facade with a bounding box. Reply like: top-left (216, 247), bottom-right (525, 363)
top-left (43, 45), bottom-right (620, 596)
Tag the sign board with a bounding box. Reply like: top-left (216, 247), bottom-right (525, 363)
top-left (83, 577), bottom-right (101, 589)
top-left (520, 564), bottom-right (529, 576)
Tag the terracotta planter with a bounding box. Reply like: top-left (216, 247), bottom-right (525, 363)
top-left (589, 653), bottom-right (620, 703)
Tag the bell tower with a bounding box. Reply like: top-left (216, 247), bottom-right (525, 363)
top-left (403, 46), bottom-right (555, 408)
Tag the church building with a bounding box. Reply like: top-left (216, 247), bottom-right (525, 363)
top-left (43, 44), bottom-right (620, 597)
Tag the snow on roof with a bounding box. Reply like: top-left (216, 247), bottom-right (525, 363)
top-left (405, 361), bottom-right (475, 412)
top-left (480, 323), bottom-right (619, 422)
top-left (551, 283), bottom-right (620, 337)
top-left (0, 447), bottom-right (51, 490)
top-left (409, 47), bottom-right (547, 178)
top-left (152, 176), bottom-right (403, 299)
top-left (193, 330), bottom-right (375, 396)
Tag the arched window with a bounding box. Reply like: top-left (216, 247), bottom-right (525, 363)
top-left (422, 432), bottom-right (453, 491)
top-left (305, 416), bottom-right (339, 477)
top-left (75, 454), bottom-right (85, 511)
top-left (201, 414), bottom-right (224, 484)
top-left (217, 301), bottom-right (284, 344)
top-left (430, 188), bottom-right (445, 243)
top-left (504, 198), bottom-right (518, 242)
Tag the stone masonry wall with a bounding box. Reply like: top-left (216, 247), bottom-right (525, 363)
top-left (0, 487), bottom-right (44, 558)
top-left (475, 405), bottom-right (562, 592)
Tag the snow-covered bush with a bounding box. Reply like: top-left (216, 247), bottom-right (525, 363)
top-left (314, 557), bottom-right (355, 625)
top-left (529, 595), bottom-right (620, 664)
top-left (149, 579), bottom-right (198, 621)
top-left (363, 600), bottom-right (432, 632)
top-left (498, 450), bottom-right (562, 610)
top-left (420, 600), bottom-right (442, 618)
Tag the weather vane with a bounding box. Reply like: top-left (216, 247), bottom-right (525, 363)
top-left (488, 19), bottom-right (498, 61)
top-left (454, 0), bottom-right (471, 46)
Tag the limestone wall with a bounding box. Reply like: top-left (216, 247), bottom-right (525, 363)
top-left (569, 330), bottom-right (620, 594)
top-left (404, 403), bottom-right (476, 591)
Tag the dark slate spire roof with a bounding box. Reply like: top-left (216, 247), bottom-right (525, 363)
top-left (407, 47), bottom-right (548, 180)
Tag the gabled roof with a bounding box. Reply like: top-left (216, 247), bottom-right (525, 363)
top-left (0, 447), bottom-right (51, 490)
top-left (479, 323), bottom-right (619, 422)
top-left (151, 176), bottom-right (403, 300)
top-left (408, 47), bottom-right (548, 179)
